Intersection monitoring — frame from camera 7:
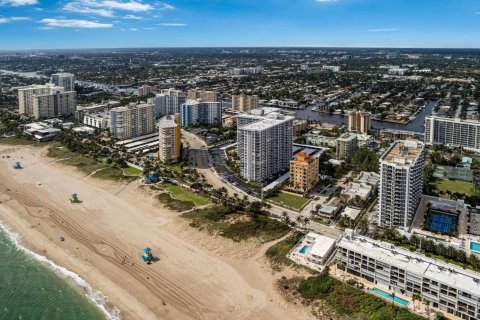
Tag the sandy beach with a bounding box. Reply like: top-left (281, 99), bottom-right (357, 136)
top-left (0, 145), bottom-right (314, 320)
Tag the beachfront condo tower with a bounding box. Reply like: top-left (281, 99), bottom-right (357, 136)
top-left (237, 107), bottom-right (293, 182)
top-left (158, 114), bottom-right (181, 164)
top-left (379, 140), bottom-right (425, 229)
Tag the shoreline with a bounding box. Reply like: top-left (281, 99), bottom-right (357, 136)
top-left (0, 220), bottom-right (120, 319)
top-left (0, 144), bottom-right (314, 320)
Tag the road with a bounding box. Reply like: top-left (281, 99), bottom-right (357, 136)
top-left (182, 130), bottom-right (341, 240)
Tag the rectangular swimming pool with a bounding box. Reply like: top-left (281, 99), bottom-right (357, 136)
top-left (369, 288), bottom-right (409, 307)
top-left (470, 242), bottom-right (480, 253)
top-left (299, 245), bottom-right (309, 254)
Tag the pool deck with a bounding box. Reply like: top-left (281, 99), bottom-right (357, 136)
top-left (330, 263), bottom-right (464, 320)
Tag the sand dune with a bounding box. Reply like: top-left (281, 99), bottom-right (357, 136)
top-left (0, 145), bottom-right (314, 320)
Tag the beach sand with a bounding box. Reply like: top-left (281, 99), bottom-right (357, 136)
top-left (0, 145), bottom-right (313, 320)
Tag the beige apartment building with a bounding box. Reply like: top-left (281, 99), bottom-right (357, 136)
top-left (187, 89), bottom-right (218, 102)
top-left (347, 110), bottom-right (371, 134)
top-left (108, 103), bottom-right (155, 140)
top-left (231, 94), bottom-right (259, 112)
top-left (158, 114), bottom-right (181, 164)
top-left (137, 85), bottom-right (153, 97)
top-left (18, 84), bottom-right (76, 119)
top-left (289, 152), bottom-right (319, 193)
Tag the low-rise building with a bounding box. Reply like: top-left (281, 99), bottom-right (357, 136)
top-left (288, 231), bottom-right (337, 271)
top-left (337, 231), bottom-right (480, 320)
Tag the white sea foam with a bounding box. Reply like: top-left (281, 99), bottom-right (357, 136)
top-left (0, 221), bottom-right (122, 320)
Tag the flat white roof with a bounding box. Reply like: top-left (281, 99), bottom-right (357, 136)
top-left (306, 232), bottom-right (336, 258)
top-left (338, 234), bottom-right (480, 295)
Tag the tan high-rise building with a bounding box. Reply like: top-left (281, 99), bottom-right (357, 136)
top-left (158, 114), bottom-right (181, 163)
top-left (232, 94), bottom-right (259, 112)
top-left (137, 85), bottom-right (153, 97)
top-left (18, 84), bottom-right (76, 119)
top-left (347, 110), bottom-right (371, 134)
top-left (289, 152), bottom-right (319, 193)
top-left (108, 103), bottom-right (155, 140)
top-left (187, 89), bottom-right (218, 102)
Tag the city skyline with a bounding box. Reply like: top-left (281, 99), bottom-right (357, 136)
top-left (1, 0), bottom-right (480, 49)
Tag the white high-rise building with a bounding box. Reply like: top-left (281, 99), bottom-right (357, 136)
top-left (379, 140), bottom-right (425, 228)
top-left (425, 115), bottom-right (480, 152)
top-left (51, 73), bottom-right (75, 91)
top-left (18, 84), bottom-right (76, 119)
top-left (147, 89), bottom-right (187, 118)
top-left (180, 100), bottom-right (222, 127)
top-left (237, 107), bottom-right (293, 182)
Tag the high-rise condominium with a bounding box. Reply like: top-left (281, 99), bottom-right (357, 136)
top-left (147, 89), bottom-right (187, 118)
top-left (108, 103), bottom-right (155, 140)
top-left (379, 140), bottom-right (425, 228)
top-left (187, 89), bottom-right (218, 102)
top-left (237, 108), bottom-right (293, 182)
top-left (158, 114), bottom-right (181, 164)
top-left (347, 110), bottom-right (371, 134)
top-left (18, 84), bottom-right (76, 119)
top-left (180, 100), bottom-right (222, 127)
top-left (232, 94), bottom-right (259, 113)
top-left (51, 73), bottom-right (75, 92)
top-left (425, 115), bottom-right (480, 152)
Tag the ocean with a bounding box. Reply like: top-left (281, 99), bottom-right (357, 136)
top-left (0, 224), bottom-right (118, 320)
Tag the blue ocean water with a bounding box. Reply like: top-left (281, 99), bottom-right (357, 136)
top-left (0, 225), bottom-right (114, 320)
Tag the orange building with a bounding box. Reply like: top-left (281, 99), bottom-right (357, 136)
top-left (289, 152), bottom-right (319, 193)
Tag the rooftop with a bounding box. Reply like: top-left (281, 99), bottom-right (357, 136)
top-left (338, 232), bottom-right (480, 296)
top-left (336, 132), bottom-right (357, 142)
top-left (381, 140), bottom-right (423, 165)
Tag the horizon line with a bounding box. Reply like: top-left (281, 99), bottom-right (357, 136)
top-left (2, 45), bottom-right (480, 52)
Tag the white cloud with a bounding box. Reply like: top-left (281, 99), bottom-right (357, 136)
top-left (40, 18), bottom-right (113, 28)
top-left (63, 3), bottom-right (114, 17)
top-left (124, 14), bottom-right (142, 19)
top-left (100, 0), bottom-right (152, 12)
top-left (0, 16), bottom-right (30, 23)
top-left (159, 2), bottom-right (174, 10)
top-left (159, 23), bottom-right (186, 27)
top-left (367, 28), bottom-right (398, 32)
top-left (0, 0), bottom-right (37, 6)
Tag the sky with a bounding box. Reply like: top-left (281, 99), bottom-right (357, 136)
top-left (0, 0), bottom-right (480, 49)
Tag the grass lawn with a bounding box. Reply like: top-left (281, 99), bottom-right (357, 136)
top-left (92, 167), bottom-right (136, 182)
top-left (156, 193), bottom-right (195, 212)
top-left (0, 136), bottom-right (38, 146)
top-left (435, 179), bottom-right (475, 196)
top-left (267, 192), bottom-right (310, 210)
top-left (165, 185), bottom-right (210, 206)
top-left (123, 166), bottom-right (143, 176)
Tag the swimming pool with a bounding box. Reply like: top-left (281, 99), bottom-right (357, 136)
top-left (299, 245), bottom-right (309, 254)
top-left (369, 288), bottom-right (409, 307)
top-left (470, 242), bottom-right (480, 253)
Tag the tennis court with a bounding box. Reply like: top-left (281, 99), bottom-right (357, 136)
top-left (430, 214), bottom-right (453, 233)
top-left (425, 211), bottom-right (458, 235)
